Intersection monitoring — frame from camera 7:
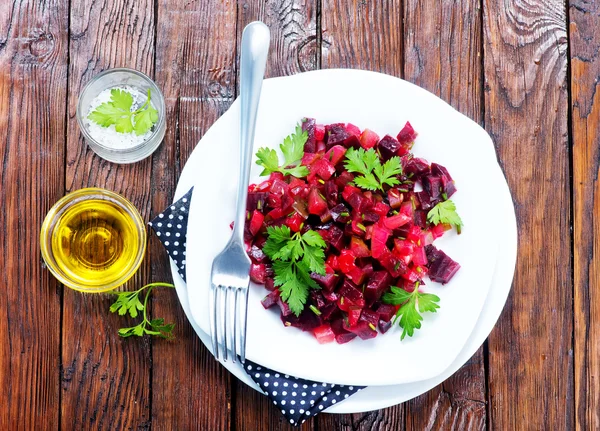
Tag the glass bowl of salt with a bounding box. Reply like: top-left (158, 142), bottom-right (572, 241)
top-left (76, 68), bottom-right (166, 164)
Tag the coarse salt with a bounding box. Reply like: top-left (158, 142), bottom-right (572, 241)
top-left (83, 85), bottom-right (156, 150)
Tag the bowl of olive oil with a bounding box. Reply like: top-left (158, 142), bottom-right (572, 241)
top-left (40, 188), bottom-right (146, 292)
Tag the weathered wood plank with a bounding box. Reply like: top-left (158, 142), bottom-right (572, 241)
top-left (150, 0), bottom-right (237, 429)
top-left (235, 2), bottom-right (317, 430)
top-left (319, 0), bottom-right (403, 427)
top-left (403, 1), bottom-right (487, 429)
top-left (0, 0), bottom-right (68, 428)
top-left (483, 0), bottom-right (573, 428)
top-left (62, 0), bottom-right (155, 428)
top-left (569, 0), bottom-right (600, 429)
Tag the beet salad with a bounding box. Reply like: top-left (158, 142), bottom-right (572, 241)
top-left (243, 118), bottom-right (462, 344)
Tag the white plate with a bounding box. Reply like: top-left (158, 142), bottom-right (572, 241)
top-left (169, 126), bottom-right (516, 413)
top-left (185, 69), bottom-right (501, 386)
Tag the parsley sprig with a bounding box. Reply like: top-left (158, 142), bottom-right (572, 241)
top-left (88, 88), bottom-right (159, 135)
top-left (256, 124), bottom-right (310, 178)
top-left (382, 284), bottom-right (440, 340)
top-left (109, 282), bottom-right (176, 339)
top-left (344, 148), bottom-right (403, 192)
top-left (263, 226), bottom-right (326, 316)
top-left (427, 200), bottom-right (463, 233)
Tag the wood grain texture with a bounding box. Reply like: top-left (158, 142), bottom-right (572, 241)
top-left (321, 0), bottom-right (403, 76)
top-left (62, 0), bottom-right (155, 429)
top-left (235, 2), bottom-right (317, 430)
top-left (403, 1), bottom-right (487, 429)
top-left (483, 0), bottom-right (573, 429)
top-left (569, 0), bottom-right (600, 429)
top-left (319, 0), bottom-right (403, 427)
top-left (0, 0), bottom-right (67, 428)
top-left (150, 0), bottom-right (237, 429)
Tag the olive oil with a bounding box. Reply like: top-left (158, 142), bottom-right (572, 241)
top-left (51, 199), bottom-right (141, 286)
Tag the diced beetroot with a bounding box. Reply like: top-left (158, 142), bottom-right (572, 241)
top-left (388, 188), bottom-right (404, 209)
top-left (338, 249), bottom-right (357, 274)
top-left (322, 289), bottom-right (339, 303)
top-left (345, 192), bottom-right (365, 211)
top-left (383, 213), bottom-right (412, 230)
top-left (376, 303), bottom-right (398, 322)
top-left (267, 206), bottom-right (293, 220)
top-left (248, 245), bottom-right (266, 263)
top-left (327, 225), bottom-right (345, 251)
top-left (397, 121), bottom-right (418, 145)
top-left (281, 309), bottom-right (321, 331)
top-left (310, 272), bottom-right (339, 291)
top-left (325, 254), bottom-right (339, 271)
top-left (350, 218), bottom-right (367, 237)
top-left (342, 185), bottom-right (361, 201)
top-left (379, 251), bottom-right (408, 278)
top-left (350, 236), bottom-right (370, 258)
top-left (247, 191), bottom-right (269, 211)
top-left (301, 152), bottom-right (321, 167)
top-left (325, 123), bottom-right (352, 148)
top-left (335, 171), bottom-right (354, 188)
top-left (310, 290), bottom-right (326, 309)
top-left (323, 180), bottom-right (338, 206)
top-left (404, 157), bottom-right (430, 176)
top-left (308, 187), bottom-right (328, 215)
top-left (268, 179), bottom-right (289, 208)
top-left (423, 175), bottom-right (443, 200)
top-left (285, 212), bottom-right (304, 232)
top-left (344, 320), bottom-right (378, 340)
top-left (364, 271), bottom-right (393, 305)
top-left (261, 290), bottom-right (280, 309)
top-left (313, 324), bottom-right (335, 344)
top-left (379, 319), bottom-right (393, 334)
top-left (414, 210), bottom-right (428, 228)
top-left (249, 210), bottom-right (265, 236)
top-left (320, 302), bottom-right (339, 320)
top-left (431, 223), bottom-right (451, 239)
top-left (330, 203), bottom-right (351, 223)
top-left (277, 295), bottom-right (293, 317)
top-left (378, 135), bottom-right (401, 161)
top-left (250, 263), bottom-right (267, 284)
top-left (412, 245), bottom-right (428, 266)
top-left (431, 162), bottom-right (453, 181)
top-left (347, 307), bottom-right (362, 327)
top-left (407, 225), bottom-right (422, 244)
top-left (325, 145), bottom-right (347, 166)
top-left (288, 177), bottom-right (308, 197)
top-left (312, 158), bottom-right (336, 180)
top-left (440, 175), bottom-right (457, 198)
top-left (373, 202), bottom-right (391, 217)
top-left (302, 117), bottom-right (317, 153)
top-left (426, 245), bottom-right (461, 284)
top-left (264, 277), bottom-right (276, 291)
top-left (400, 266), bottom-right (420, 283)
top-left (347, 266), bottom-right (368, 285)
top-left (336, 332), bottom-right (358, 344)
top-left (346, 123), bottom-right (361, 137)
top-left (315, 124), bottom-right (326, 141)
top-left (371, 224), bottom-right (391, 259)
top-left (416, 190), bottom-right (437, 211)
top-left (399, 201), bottom-right (414, 219)
top-left (360, 128), bottom-right (380, 149)
top-left (394, 239), bottom-right (415, 258)
top-left (269, 172), bottom-right (285, 183)
top-left (422, 229), bottom-right (434, 246)
top-left (331, 319), bottom-right (357, 344)
top-left (338, 279), bottom-right (365, 308)
top-left (320, 209), bottom-right (333, 224)
top-left (363, 211), bottom-right (380, 224)
top-left (359, 308), bottom-right (379, 327)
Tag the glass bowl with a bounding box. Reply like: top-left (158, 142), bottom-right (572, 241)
top-left (40, 188), bottom-right (147, 292)
top-left (76, 68), bottom-right (166, 164)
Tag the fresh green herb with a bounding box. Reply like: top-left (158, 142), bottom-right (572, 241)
top-left (344, 148), bottom-right (403, 192)
top-left (309, 305), bottom-right (322, 316)
top-left (427, 199), bottom-right (463, 233)
top-left (382, 285), bottom-right (440, 340)
top-left (340, 212), bottom-right (350, 217)
top-left (255, 123), bottom-right (310, 178)
top-left (262, 226), bottom-right (326, 316)
top-left (88, 88), bottom-right (158, 135)
top-left (109, 282), bottom-right (176, 339)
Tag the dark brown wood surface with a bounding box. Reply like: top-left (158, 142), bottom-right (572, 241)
top-left (0, 0), bottom-right (594, 429)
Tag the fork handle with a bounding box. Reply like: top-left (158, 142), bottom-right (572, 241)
top-left (233, 22), bottom-right (270, 246)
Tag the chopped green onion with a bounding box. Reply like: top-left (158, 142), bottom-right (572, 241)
top-left (357, 223), bottom-right (366, 232)
top-left (340, 212), bottom-right (350, 217)
top-left (257, 200), bottom-right (262, 210)
top-left (368, 323), bottom-right (377, 331)
top-left (309, 305), bottom-right (322, 316)
top-left (318, 179), bottom-right (325, 184)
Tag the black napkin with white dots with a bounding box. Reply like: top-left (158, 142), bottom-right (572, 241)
top-left (149, 188), bottom-right (364, 426)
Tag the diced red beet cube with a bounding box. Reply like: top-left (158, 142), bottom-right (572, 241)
top-left (277, 296), bottom-right (293, 317)
top-left (281, 309), bottom-right (321, 331)
top-left (264, 277), bottom-right (276, 291)
top-left (431, 162), bottom-right (453, 181)
top-left (325, 123), bottom-right (351, 147)
top-left (400, 266), bottom-right (420, 283)
top-left (388, 188), bottom-right (404, 209)
top-left (336, 332), bottom-right (358, 344)
top-left (359, 308), bottom-right (379, 327)
top-left (285, 212), bottom-right (304, 232)
top-left (308, 187), bottom-right (328, 215)
top-left (363, 211), bottom-right (380, 224)
top-left (302, 117), bottom-right (317, 153)
top-left (322, 289), bottom-right (340, 303)
top-left (350, 236), bottom-right (370, 258)
top-left (373, 201), bottom-right (391, 217)
top-left (347, 266), bottom-right (368, 285)
top-left (347, 307), bottom-right (362, 327)
top-left (394, 239), bottom-right (415, 257)
top-left (412, 245), bottom-right (428, 266)
top-left (250, 263), bottom-right (267, 284)
top-left (320, 302), bottom-right (339, 321)
top-left (364, 271), bottom-right (393, 305)
top-left (312, 158), bottom-right (336, 180)
top-left (371, 224), bottom-right (391, 259)
top-left (313, 324), bottom-right (335, 344)
top-left (379, 251), bottom-right (408, 278)
top-left (301, 152), bottom-right (321, 167)
top-left (327, 225), bottom-right (345, 251)
top-left (376, 303), bottom-right (398, 322)
top-left (338, 249), bottom-right (357, 274)
top-left (269, 171), bottom-right (285, 183)
top-left (383, 213), bottom-right (412, 230)
top-left (396, 121), bottom-right (418, 145)
top-left (430, 223), bottom-right (451, 239)
top-left (310, 290), bottom-right (327, 309)
top-left (378, 319), bottom-right (393, 334)
top-left (407, 225), bottom-right (422, 243)
top-left (342, 185), bottom-right (361, 201)
top-left (261, 290), bottom-right (280, 309)
top-left (344, 320), bottom-right (378, 340)
top-left (416, 190), bottom-right (437, 211)
top-left (378, 135), bottom-right (401, 161)
top-left (315, 124), bottom-right (326, 141)
top-left (360, 128), bottom-right (380, 149)
top-left (345, 192), bottom-right (365, 211)
top-left (338, 279), bottom-right (365, 308)
top-left (248, 210), bottom-right (264, 236)
top-left (310, 272), bottom-right (339, 291)
top-left (425, 245), bottom-right (461, 284)
top-left (404, 157), bottom-right (430, 176)
top-left (248, 245), bottom-right (266, 263)
top-left (331, 318), bottom-right (357, 343)
top-left (413, 210), bottom-right (428, 228)
top-left (399, 200), bottom-right (414, 219)
top-left (440, 175), bottom-right (457, 198)
top-left (423, 175), bottom-right (443, 200)
top-left (330, 203), bottom-right (351, 223)
top-left (346, 123), bottom-right (361, 137)
top-left (335, 171), bottom-right (354, 188)
top-left (246, 192), bottom-right (269, 211)
top-left (325, 145), bottom-right (347, 166)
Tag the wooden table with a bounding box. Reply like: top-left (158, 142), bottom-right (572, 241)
top-left (0, 0), bottom-right (596, 429)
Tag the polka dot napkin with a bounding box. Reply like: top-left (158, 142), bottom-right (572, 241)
top-left (149, 188), bottom-right (365, 426)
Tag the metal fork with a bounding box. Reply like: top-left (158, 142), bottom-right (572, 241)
top-left (209, 22), bottom-right (270, 363)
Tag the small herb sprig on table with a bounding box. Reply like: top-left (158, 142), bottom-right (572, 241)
top-left (109, 282), bottom-right (176, 339)
top-left (88, 88), bottom-right (158, 135)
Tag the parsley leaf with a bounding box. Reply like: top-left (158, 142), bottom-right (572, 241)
top-left (263, 226), bottom-right (326, 316)
top-left (344, 148), bottom-right (403, 192)
top-left (255, 123), bottom-right (310, 178)
top-left (382, 285), bottom-right (440, 340)
top-left (88, 88), bottom-right (158, 136)
top-left (110, 282), bottom-right (176, 339)
top-left (427, 200), bottom-right (463, 233)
